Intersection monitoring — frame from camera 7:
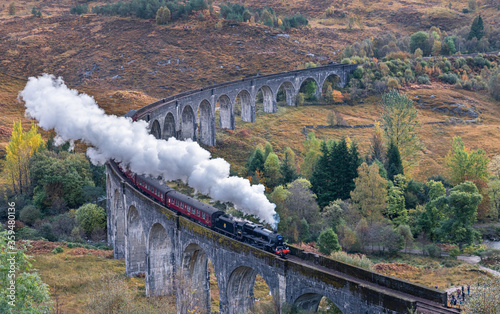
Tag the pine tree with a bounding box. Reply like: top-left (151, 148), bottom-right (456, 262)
top-left (310, 141), bottom-right (333, 208)
top-left (468, 15), bottom-right (484, 41)
top-left (264, 141), bottom-right (273, 160)
top-left (386, 141), bottom-right (404, 182)
top-left (310, 138), bottom-right (360, 207)
top-left (280, 147), bottom-right (298, 185)
top-left (246, 146), bottom-right (265, 175)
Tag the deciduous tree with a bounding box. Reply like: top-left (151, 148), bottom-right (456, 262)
top-left (445, 137), bottom-right (489, 185)
top-left (350, 162), bottom-right (387, 221)
top-left (76, 203), bottom-right (106, 237)
top-left (263, 152), bottom-right (280, 189)
top-left (381, 90), bottom-right (423, 172)
top-left (3, 122), bottom-right (44, 195)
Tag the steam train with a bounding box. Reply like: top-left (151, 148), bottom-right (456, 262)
top-left (114, 161), bottom-right (289, 257)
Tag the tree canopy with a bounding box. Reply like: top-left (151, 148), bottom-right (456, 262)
top-left (381, 90), bottom-right (423, 172)
top-left (445, 137), bottom-right (489, 185)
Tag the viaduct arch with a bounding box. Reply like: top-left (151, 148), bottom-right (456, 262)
top-left (133, 64), bottom-right (358, 147)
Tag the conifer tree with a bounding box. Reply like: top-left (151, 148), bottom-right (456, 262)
top-left (280, 147), bottom-right (298, 185)
top-left (246, 146), bottom-right (265, 175)
top-left (264, 141), bottom-right (273, 160)
top-left (468, 15), bottom-right (484, 41)
top-left (386, 141), bottom-right (404, 182)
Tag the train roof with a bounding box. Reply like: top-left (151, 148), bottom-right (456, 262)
top-left (136, 175), bottom-right (173, 194)
top-left (167, 190), bottom-right (223, 216)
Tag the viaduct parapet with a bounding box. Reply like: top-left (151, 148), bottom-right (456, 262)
top-left (133, 63), bottom-right (358, 146)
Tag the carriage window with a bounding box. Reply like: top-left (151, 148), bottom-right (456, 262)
top-left (187, 206), bottom-right (191, 213)
top-left (176, 200), bottom-right (179, 206)
top-left (202, 213), bottom-right (206, 219)
top-left (197, 210), bottom-right (200, 217)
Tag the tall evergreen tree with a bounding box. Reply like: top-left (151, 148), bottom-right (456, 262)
top-left (246, 146), bottom-right (265, 175)
top-left (468, 15), bottom-right (485, 41)
top-left (310, 141), bottom-right (333, 208)
top-left (311, 138), bottom-right (360, 207)
top-left (386, 141), bottom-right (404, 182)
top-left (264, 142), bottom-right (273, 160)
top-left (280, 147), bottom-right (298, 185)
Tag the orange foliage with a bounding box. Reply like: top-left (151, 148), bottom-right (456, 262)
top-left (331, 90), bottom-right (344, 103)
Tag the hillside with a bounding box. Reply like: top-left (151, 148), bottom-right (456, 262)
top-left (1, 0), bottom-right (499, 179)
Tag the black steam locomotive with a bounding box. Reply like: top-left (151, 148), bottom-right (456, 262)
top-left (114, 161), bottom-right (289, 257)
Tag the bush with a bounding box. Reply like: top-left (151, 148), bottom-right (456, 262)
top-left (417, 75), bottom-right (431, 85)
top-left (463, 244), bottom-right (487, 256)
top-left (449, 246), bottom-right (461, 258)
top-left (331, 251), bottom-right (374, 269)
top-left (70, 4), bottom-right (88, 15)
top-left (75, 203), bottom-right (106, 236)
top-left (19, 205), bottom-right (41, 225)
top-left (439, 73), bottom-right (459, 84)
top-left (16, 227), bottom-right (40, 240)
top-left (489, 68), bottom-right (500, 100)
top-left (424, 244), bottom-right (442, 258)
top-left (462, 8), bottom-right (469, 13)
top-left (40, 223), bottom-right (57, 242)
top-left (52, 246), bottom-right (64, 254)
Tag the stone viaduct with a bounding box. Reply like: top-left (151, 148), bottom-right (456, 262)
top-left (107, 65), bottom-right (458, 313)
top-left (131, 63), bottom-right (358, 146)
top-left (107, 160), bottom-right (454, 314)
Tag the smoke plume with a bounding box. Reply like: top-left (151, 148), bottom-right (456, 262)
top-left (20, 74), bottom-right (278, 226)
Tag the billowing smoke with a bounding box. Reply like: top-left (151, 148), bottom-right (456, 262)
top-left (20, 74), bottom-right (278, 227)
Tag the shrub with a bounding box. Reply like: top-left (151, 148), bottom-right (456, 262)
top-left (473, 56), bottom-right (491, 68)
top-left (76, 204), bottom-right (106, 237)
top-left (417, 75), bottom-right (431, 85)
top-left (40, 223), bottom-right (57, 242)
top-left (449, 246), bottom-right (461, 258)
top-left (439, 73), bottom-right (459, 84)
top-left (70, 4), bottom-right (88, 15)
top-left (16, 227), bottom-right (40, 240)
top-left (463, 244), bottom-right (487, 256)
top-left (462, 8), bottom-right (469, 13)
top-left (387, 77), bottom-right (400, 89)
top-left (52, 246), bottom-right (64, 254)
top-left (331, 251), bottom-right (374, 269)
top-left (424, 244), bottom-right (442, 258)
top-left (489, 68), bottom-right (500, 100)
top-left (455, 57), bottom-right (467, 68)
top-left (19, 205), bottom-right (41, 225)
top-left (295, 93), bottom-right (305, 106)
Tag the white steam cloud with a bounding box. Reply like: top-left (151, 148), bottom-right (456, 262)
top-left (20, 74), bottom-right (278, 226)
